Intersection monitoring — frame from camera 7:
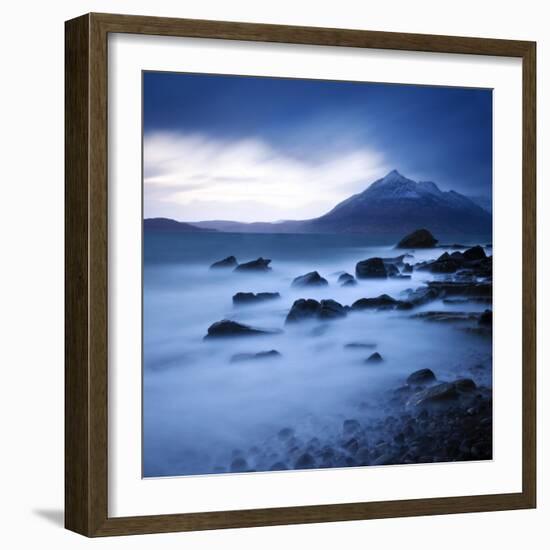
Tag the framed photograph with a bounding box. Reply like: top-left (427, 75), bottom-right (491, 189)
top-left (65, 13), bottom-right (536, 537)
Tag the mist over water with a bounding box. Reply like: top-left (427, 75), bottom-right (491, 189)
top-left (143, 232), bottom-right (492, 477)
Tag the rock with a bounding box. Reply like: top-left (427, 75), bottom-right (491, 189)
top-left (407, 368), bottom-right (436, 386)
top-left (381, 254), bottom-right (412, 267)
top-left (427, 281), bottom-right (492, 297)
top-left (234, 257), bottom-right (272, 272)
top-left (408, 382), bottom-right (458, 407)
top-left (230, 350), bottom-right (281, 363)
top-left (210, 255), bottom-right (237, 269)
top-left (386, 263), bottom-right (400, 277)
top-left (318, 299), bottom-right (347, 320)
top-left (338, 272), bottom-right (355, 284)
top-left (454, 378), bottom-right (477, 392)
top-left (295, 452), bottom-right (315, 469)
top-left (285, 298), bottom-right (346, 323)
top-left (479, 309), bottom-right (492, 326)
top-left (463, 245), bottom-right (487, 261)
top-left (365, 352), bottom-right (384, 363)
top-left (356, 257), bottom-right (387, 279)
top-left (291, 271), bottom-right (328, 287)
top-left (396, 229), bottom-right (438, 249)
top-left (342, 278), bottom-right (357, 287)
top-left (400, 286), bottom-right (441, 307)
top-left (344, 342), bottom-right (377, 350)
top-left (204, 320), bottom-right (279, 339)
top-left (230, 457), bottom-right (249, 472)
top-left (411, 311), bottom-right (479, 323)
top-left (402, 263), bottom-right (413, 273)
top-left (352, 294), bottom-right (398, 310)
top-left (285, 299), bottom-right (320, 323)
top-left (232, 292), bottom-right (280, 305)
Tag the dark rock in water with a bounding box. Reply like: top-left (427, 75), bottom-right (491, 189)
top-left (295, 452), bottom-right (315, 469)
top-left (343, 419), bottom-right (361, 434)
top-left (386, 263), bottom-right (400, 277)
top-left (479, 309), bottom-right (492, 326)
top-left (318, 299), bottom-right (347, 320)
top-left (365, 352), bottom-right (384, 363)
top-left (285, 299), bottom-right (320, 323)
top-left (292, 271), bottom-right (328, 287)
top-left (205, 320), bottom-right (279, 339)
top-left (407, 368), bottom-right (436, 386)
top-left (230, 457), bottom-right (249, 472)
top-left (210, 255), bottom-right (238, 269)
top-left (427, 281), bottom-right (492, 297)
top-left (454, 378), bottom-right (477, 392)
top-left (408, 382), bottom-right (458, 407)
top-left (463, 245), bottom-right (487, 261)
top-left (270, 462), bottom-right (288, 471)
top-left (338, 272), bottom-right (355, 284)
top-left (397, 229), bottom-right (438, 249)
top-left (286, 298), bottom-right (346, 323)
top-left (344, 342), bottom-right (377, 350)
top-left (381, 254), bottom-right (412, 267)
top-left (402, 262), bottom-right (413, 273)
top-left (356, 257), bottom-right (387, 279)
top-left (411, 311), bottom-right (479, 323)
top-left (230, 350), bottom-right (281, 363)
top-left (342, 278), bottom-right (358, 287)
top-left (352, 294), bottom-right (398, 310)
top-left (232, 292), bottom-right (280, 305)
top-left (400, 286), bottom-right (441, 307)
top-left (234, 257), bottom-right (272, 272)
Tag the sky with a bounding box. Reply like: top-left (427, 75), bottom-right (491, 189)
top-left (143, 72), bottom-right (493, 223)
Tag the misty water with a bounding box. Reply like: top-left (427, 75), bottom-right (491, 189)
top-left (143, 232), bottom-right (492, 477)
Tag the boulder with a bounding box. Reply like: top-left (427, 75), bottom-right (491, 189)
top-left (291, 271), bottom-right (328, 287)
top-left (427, 281), bottom-right (492, 297)
top-left (396, 229), bottom-right (438, 249)
top-left (454, 378), bottom-right (477, 392)
top-left (318, 299), bottom-right (347, 320)
top-left (342, 278), bottom-right (357, 287)
top-left (356, 257), bottom-right (387, 279)
top-left (230, 350), bottom-right (282, 363)
top-left (402, 263), bottom-right (413, 273)
top-left (386, 263), bottom-right (400, 277)
top-left (204, 320), bottom-right (278, 339)
top-left (365, 352), bottom-right (384, 363)
top-left (463, 245), bottom-right (487, 261)
top-left (285, 299), bottom-right (321, 323)
top-left (210, 255), bottom-right (238, 269)
top-left (338, 272), bottom-right (355, 284)
top-left (234, 257), bottom-right (272, 272)
top-left (407, 368), bottom-right (436, 386)
top-left (408, 382), bottom-right (458, 407)
top-left (352, 294), bottom-right (398, 310)
top-left (232, 292), bottom-right (280, 305)
top-left (286, 298), bottom-right (346, 323)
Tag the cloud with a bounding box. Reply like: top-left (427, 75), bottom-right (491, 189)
top-left (144, 132), bottom-right (389, 222)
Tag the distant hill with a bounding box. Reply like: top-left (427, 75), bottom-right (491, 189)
top-left (160, 170), bottom-right (492, 242)
top-left (144, 218), bottom-right (217, 232)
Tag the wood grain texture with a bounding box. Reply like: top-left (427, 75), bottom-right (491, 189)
top-left (65, 12), bottom-right (537, 537)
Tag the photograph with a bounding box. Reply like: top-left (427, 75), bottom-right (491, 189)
top-left (142, 71), bottom-right (494, 478)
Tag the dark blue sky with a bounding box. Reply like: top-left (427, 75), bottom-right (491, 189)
top-left (144, 72), bottom-right (492, 212)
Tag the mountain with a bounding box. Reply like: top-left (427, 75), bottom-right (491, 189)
top-left (467, 195), bottom-right (492, 213)
top-left (301, 170), bottom-right (492, 240)
top-left (144, 218), bottom-right (217, 232)
top-left (159, 170), bottom-right (492, 242)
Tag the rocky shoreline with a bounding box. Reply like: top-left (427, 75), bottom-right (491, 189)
top-left (199, 228), bottom-right (493, 474)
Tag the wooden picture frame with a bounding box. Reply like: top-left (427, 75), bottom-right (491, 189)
top-left (65, 12), bottom-right (536, 537)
